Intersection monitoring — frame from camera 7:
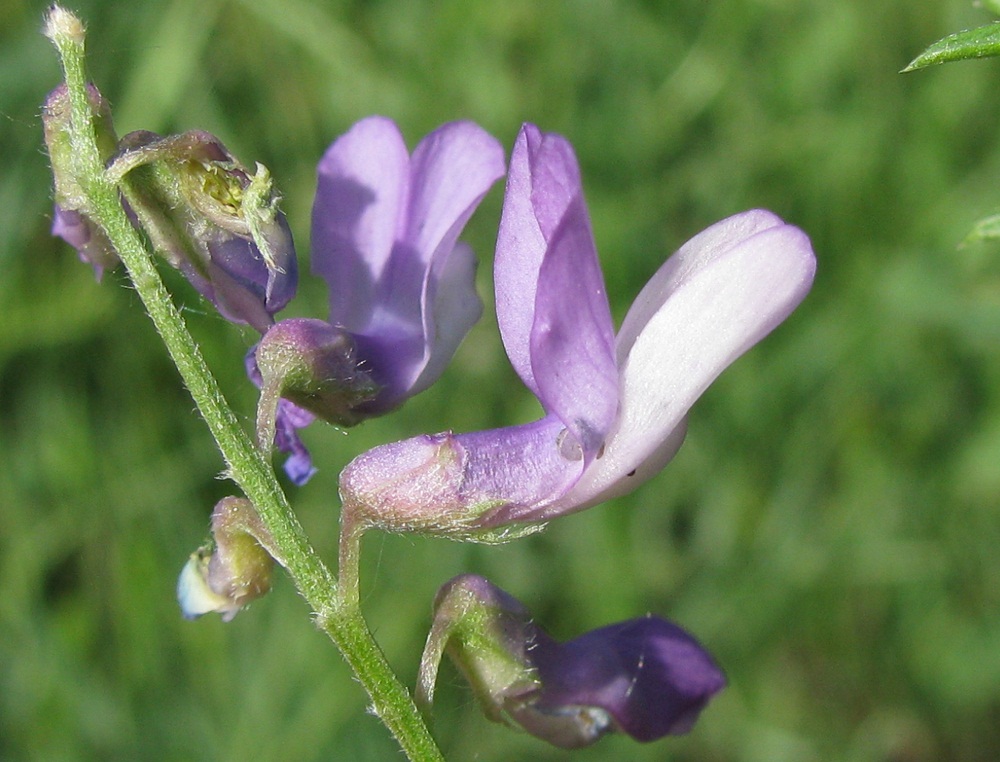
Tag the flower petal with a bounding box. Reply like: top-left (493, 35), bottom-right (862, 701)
top-left (382, 121), bottom-right (504, 401)
top-left (530, 194), bottom-right (618, 460)
top-left (558, 212), bottom-right (816, 511)
top-left (311, 116), bottom-right (410, 333)
top-left (523, 616), bottom-right (726, 743)
top-left (495, 124), bottom-right (584, 395)
top-left (408, 241), bottom-right (483, 397)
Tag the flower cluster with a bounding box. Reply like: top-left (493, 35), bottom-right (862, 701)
top-left (47, 76), bottom-right (815, 749)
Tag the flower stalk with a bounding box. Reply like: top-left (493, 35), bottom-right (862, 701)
top-left (43, 8), bottom-right (442, 760)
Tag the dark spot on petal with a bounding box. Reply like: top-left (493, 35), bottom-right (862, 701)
top-left (627, 469), bottom-right (636, 477)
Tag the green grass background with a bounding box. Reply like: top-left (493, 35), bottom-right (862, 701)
top-left (4, 0), bottom-right (1000, 759)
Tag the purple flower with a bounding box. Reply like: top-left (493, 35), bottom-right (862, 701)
top-left (112, 130), bottom-right (298, 333)
top-left (253, 116), bottom-right (505, 483)
top-left (419, 574), bottom-right (726, 748)
top-left (339, 123), bottom-right (816, 538)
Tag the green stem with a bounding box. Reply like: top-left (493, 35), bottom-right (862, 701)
top-left (45, 9), bottom-right (442, 761)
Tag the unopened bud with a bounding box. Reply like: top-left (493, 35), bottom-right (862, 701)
top-left (420, 575), bottom-right (726, 749)
top-left (177, 497), bottom-right (275, 622)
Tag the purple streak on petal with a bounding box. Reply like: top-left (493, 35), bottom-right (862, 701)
top-left (561, 211), bottom-right (816, 512)
top-left (527, 616), bottom-right (726, 743)
top-left (312, 116), bottom-right (410, 334)
top-left (529, 194), bottom-right (618, 461)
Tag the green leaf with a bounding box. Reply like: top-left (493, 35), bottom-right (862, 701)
top-left (964, 213), bottom-right (1000, 243)
top-left (902, 22), bottom-right (1000, 71)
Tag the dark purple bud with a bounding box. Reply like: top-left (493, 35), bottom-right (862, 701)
top-left (514, 615), bottom-right (727, 747)
top-left (110, 130), bottom-right (298, 332)
top-left (420, 575), bottom-right (725, 749)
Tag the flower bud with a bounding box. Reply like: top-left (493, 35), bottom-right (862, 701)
top-left (42, 83), bottom-right (120, 277)
top-left (419, 575), bottom-right (726, 749)
top-left (111, 130), bottom-right (297, 332)
top-left (177, 497), bottom-right (275, 622)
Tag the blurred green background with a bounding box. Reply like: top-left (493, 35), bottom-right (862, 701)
top-left (4, 0), bottom-right (1000, 759)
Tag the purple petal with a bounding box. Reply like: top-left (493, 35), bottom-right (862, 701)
top-left (494, 124), bottom-right (617, 460)
top-left (408, 240), bottom-right (483, 396)
top-left (312, 116), bottom-right (410, 334)
top-left (524, 615), bottom-right (726, 743)
top-left (560, 211), bottom-right (816, 512)
top-left (493, 125), bottom-right (544, 389)
top-left (529, 194), bottom-right (618, 460)
top-left (311, 118), bottom-right (502, 410)
top-left (380, 121), bottom-right (504, 403)
top-left (192, 215), bottom-right (297, 333)
top-left (274, 399), bottom-right (317, 485)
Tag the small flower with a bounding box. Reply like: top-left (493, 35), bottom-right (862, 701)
top-left (177, 497), bottom-right (276, 621)
top-left (418, 574), bottom-right (726, 749)
top-left (252, 116), bottom-right (505, 483)
top-left (111, 130), bottom-right (298, 332)
top-left (340, 123), bottom-right (816, 539)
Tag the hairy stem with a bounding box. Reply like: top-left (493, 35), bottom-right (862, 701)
top-left (44, 8), bottom-right (442, 760)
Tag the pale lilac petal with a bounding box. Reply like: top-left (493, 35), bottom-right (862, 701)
top-left (408, 241), bottom-right (483, 397)
top-left (387, 121), bottom-right (504, 399)
top-left (406, 121), bottom-right (507, 277)
top-left (615, 209), bottom-right (787, 361)
top-left (558, 216), bottom-right (816, 512)
top-left (494, 125), bottom-right (555, 394)
top-left (529, 195), bottom-right (617, 460)
top-left (312, 116), bottom-right (410, 333)
top-left (52, 204), bottom-right (119, 280)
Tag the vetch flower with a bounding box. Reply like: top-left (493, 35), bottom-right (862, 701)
top-left (339, 123), bottom-right (816, 540)
top-left (110, 130), bottom-right (298, 332)
top-left (418, 574), bottom-right (726, 749)
top-left (252, 116), bottom-right (505, 483)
